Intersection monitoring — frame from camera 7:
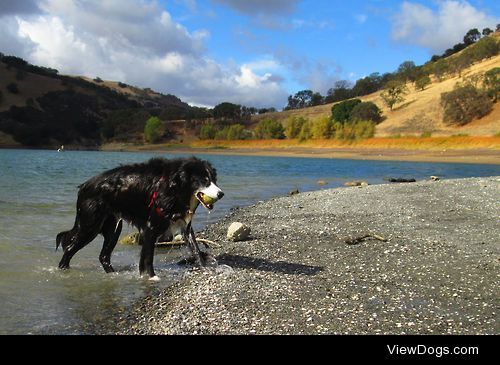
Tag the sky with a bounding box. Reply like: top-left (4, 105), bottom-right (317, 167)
top-left (0, 0), bottom-right (499, 109)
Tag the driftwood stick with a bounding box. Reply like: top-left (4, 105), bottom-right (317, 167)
top-left (156, 238), bottom-right (221, 248)
top-left (345, 233), bottom-right (388, 246)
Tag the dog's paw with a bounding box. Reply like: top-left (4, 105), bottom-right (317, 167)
top-left (201, 253), bottom-right (218, 268)
top-left (149, 275), bottom-right (161, 282)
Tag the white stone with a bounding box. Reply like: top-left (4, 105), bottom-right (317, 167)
top-left (227, 222), bottom-right (251, 242)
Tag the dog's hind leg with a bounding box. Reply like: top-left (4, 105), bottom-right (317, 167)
top-left (58, 227), bottom-right (101, 270)
top-left (58, 203), bottom-right (105, 270)
top-left (99, 217), bottom-right (123, 273)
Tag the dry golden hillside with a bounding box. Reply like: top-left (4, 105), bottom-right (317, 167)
top-left (253, 54), bottom-right (500, 137)
top-left (0, 63), bottom-right (65, 112)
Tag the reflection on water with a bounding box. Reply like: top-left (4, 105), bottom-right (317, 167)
top-left (0, 149), bottom-right (498, 334)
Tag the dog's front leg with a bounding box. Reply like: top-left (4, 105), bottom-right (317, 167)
top-left (183, 225), bottom-right (217, 267)
top-left (183, 223), bottom-right (203, 267)
top-left (139, 228), bottom-right (157, 278)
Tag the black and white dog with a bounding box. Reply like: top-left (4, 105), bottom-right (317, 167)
top-left (56, 157), bottom-right (224, 280)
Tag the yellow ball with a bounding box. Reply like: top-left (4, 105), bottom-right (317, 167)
top-left (202, 195), bottom-right (215, 206)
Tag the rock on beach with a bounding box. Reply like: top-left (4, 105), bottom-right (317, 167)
top-left (110, 177), bottom-right (500, 335)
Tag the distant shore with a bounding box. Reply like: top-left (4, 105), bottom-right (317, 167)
top-left (2, 137), bottom-right (499, 164)
top-left (101, 139), bottom-right (500, 165)
top-left (110, 177), bottom-right (500, 335)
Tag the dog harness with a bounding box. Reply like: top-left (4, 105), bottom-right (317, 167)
top-left (148, 177), bottom-right (195, 221)
top-left (149, 177), bottom-right (167, 219)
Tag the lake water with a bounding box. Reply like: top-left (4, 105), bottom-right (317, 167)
top-left (0, 149), bottom-right (499, 334)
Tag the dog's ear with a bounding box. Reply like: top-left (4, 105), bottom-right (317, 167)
top-left (168, 170), bottom-right (187, 189)
top-left (204, 161), bottom-right (217, 182)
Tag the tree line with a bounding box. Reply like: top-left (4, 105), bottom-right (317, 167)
top-left (284, 27), bottom-right (500, 111)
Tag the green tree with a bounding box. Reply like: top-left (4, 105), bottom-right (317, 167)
top-left (331, 99), bottom-right (362, 123)
top-left (213, 102), bottom-right (242, 121)
top-left (352, 73), bottom-right (384, 96)
top-left (381, 81), bottom-right (408, 111)
top-left (286, 90), bottom-right (315, 109)
top-left (441, 85), bottom-right (493, 126)
top-left (325, 80), bottom-right (352, 103)
top-left (397, 61), bottom-right (418, 82)
top-left (483, 67), bottom-right (500, 102)
top-left (415, 75), bottom-right (432, 91)
top-left (463, 28), bottom-right (481, 46)
top-left (433, 59), bottom-right (449, 81)
top-left (349, 102), bottom-right (383, 123)
top-left (310, 92), bottom-right (324, 106)
top-left (482, 28), bottom-right (493, 37)
top-left (144, 116), bottom-right (162, 143)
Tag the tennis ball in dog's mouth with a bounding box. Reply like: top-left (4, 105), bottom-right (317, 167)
top-left (197, 192), bottom-right (216, 209)
top-left (201, 195), bottom-right (216, 206)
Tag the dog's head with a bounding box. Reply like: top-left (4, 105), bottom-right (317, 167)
top-left (169, 157), bottom-right (224, 210)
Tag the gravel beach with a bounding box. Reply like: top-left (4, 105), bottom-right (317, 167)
top-left (111, 177), bottom-right (499, 335)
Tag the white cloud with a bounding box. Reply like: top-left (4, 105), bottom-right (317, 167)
top-left (0, 17), bottom-right (37, 58)
top-left (392, 0), bottom-right (499, 53)
top-left (0, 0), bottom-right (288, 108)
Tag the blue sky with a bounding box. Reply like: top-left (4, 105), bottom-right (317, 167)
top-left (1, 0), bottom-right (499, 109)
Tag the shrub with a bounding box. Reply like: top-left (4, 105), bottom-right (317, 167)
top-left (199, 124), bottom-right (217, 140)
top-left (215, 127), bottom-right (229, 140)
top-left (226, 124), bottom-right (246, 140)
top-left (297, 120), bottom-right (312, 141)
top-left (333, 120), bottom-right (375, 141)
top-left (286, 116), bottom-right (307, 138)
top-left (6, 82), bottom-right (19, 94)
top-left (254, 119), bottom-right (285, 139)
top-left (441, 85), bottom-right (493, 126)
top-left (469, 37), bottom-right (500, 61)
top-left (144, 116), bottom-right (162, 143)
top-left (311, 116), bottom-right (333, 139)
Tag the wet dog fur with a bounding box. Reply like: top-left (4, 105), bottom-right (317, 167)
top-left (56, 157), bottom-right (224, 279)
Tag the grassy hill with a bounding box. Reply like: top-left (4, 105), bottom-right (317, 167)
top-left (251, 54), bottom-right (500, 138)
top-left (0, 57), bottom-right (195, 148)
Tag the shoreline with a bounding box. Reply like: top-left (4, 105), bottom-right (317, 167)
top-left (109, 177), bottom-right (500, 335)
top-left (101, 143), bottom-right (500, 165)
